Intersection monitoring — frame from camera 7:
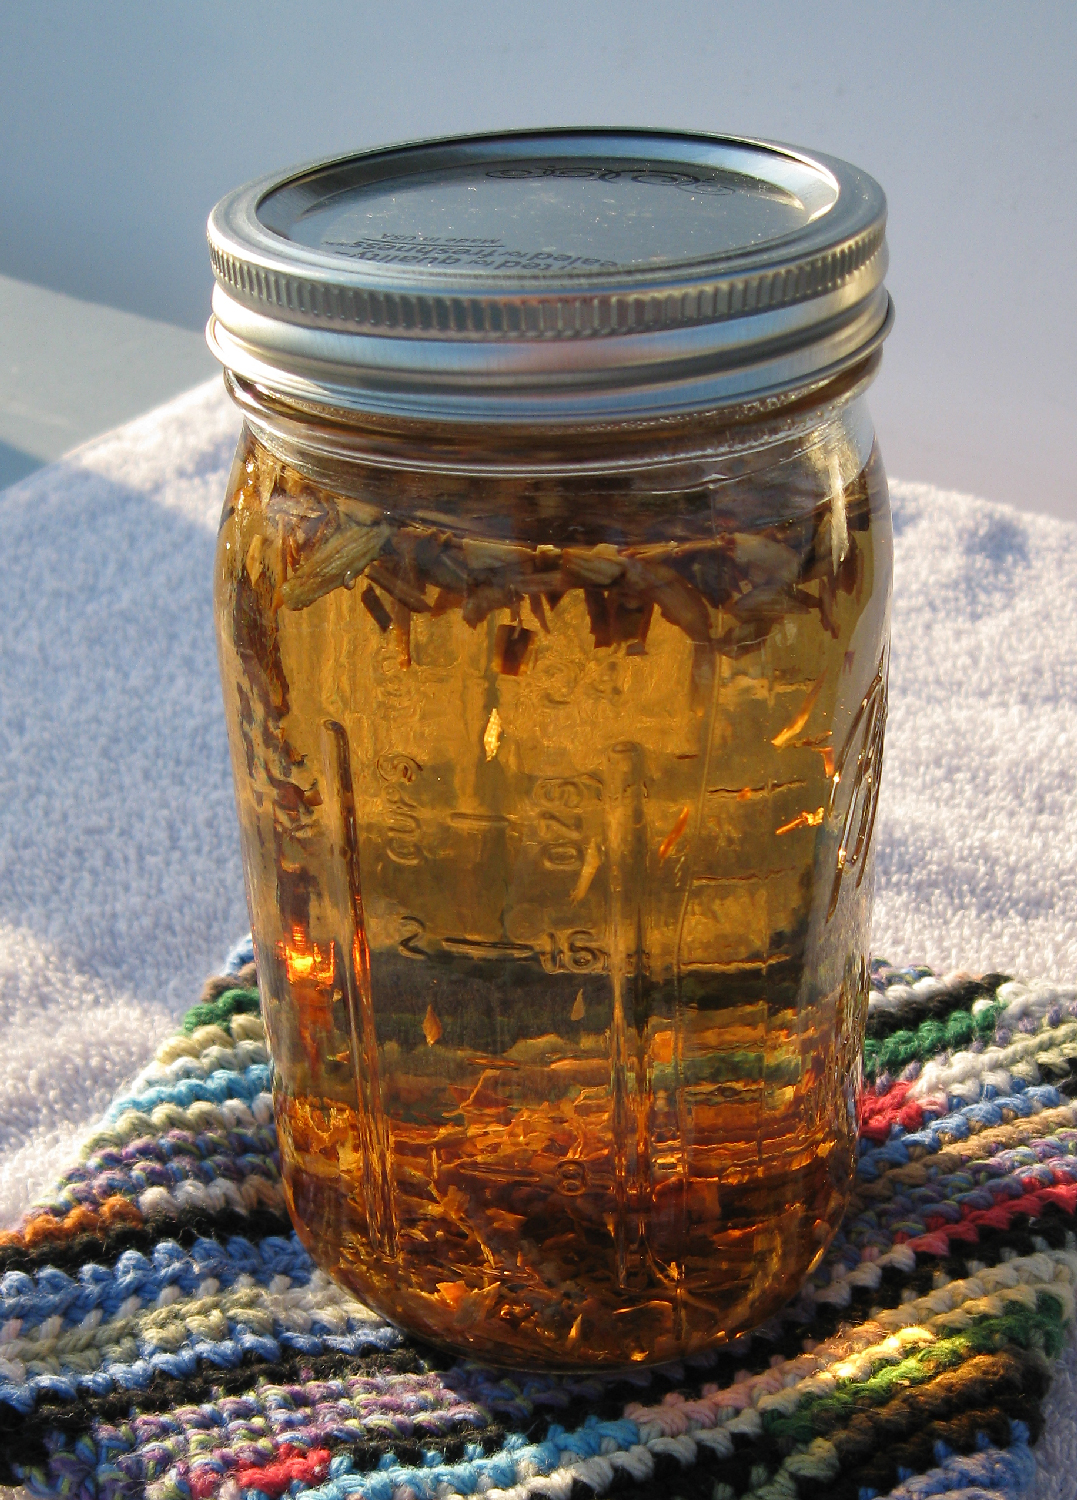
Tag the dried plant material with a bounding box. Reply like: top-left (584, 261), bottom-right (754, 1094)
top-left (265, 485), bottom-right (328, 535)
top-left (732, 531), bottom-right (800, 584)
top-left (361, 585), bottom-right (393, 633)
top-left (604, 592), bottom-right (653, 650)
top-left (789, 734), bottom-right (836, 778)
top-left (335, 493), bottom-right (386, 527)
top-left (776, 806), bottom-right (825, 835)
top-left (426, 549), bottom-right (469, 592)
top-left (570, 840), bottom-right (602, 904)
top-left (431, 588), bottom-right (465, 617)
top-left (814, 576), bottom-right (841, 639)
top-left (366, 560), bottom-right (431, 613)
top-left (506, 570), bottom-right (560, 597)
top-left (583, 587), bottom-right (612, 648)
top-left (731, 583), bottom-right (810, 627)
top-left (570, 990), bottom-right (586, 1022)
top-left (422, 1004), bottom-right (443, 1045)
top-left (483, 707), bottom-right (503, 760)
top-left (245, 533), bottom-right (266, 585)
top-left (669, 543), bottom-right (739, 610)
top-left (658, 806), bottom-right (691, 860)
top-left (394, 622), bottom-right (411, 669)
top-left (561, 545), bottom-right (624, 587)
top-left (648, 571), bottom-right (712, 645)
top-left (463, 583), bottom-right (513, 628)
top-left (254, 456), bottom-right (281, 509)
top-left (493, 623), bottom-right (534, 676)
top-left (462, 538), bottom-right (536, 573)
top-left (388, 599), bottom-right (412, 668)
top-left (772, 675), bottom-right (826, 748)
top-left (279, 523), bottom-right (390, 611)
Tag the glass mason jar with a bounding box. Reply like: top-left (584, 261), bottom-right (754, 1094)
top-left (207, 130), bottom-right (894, 1369)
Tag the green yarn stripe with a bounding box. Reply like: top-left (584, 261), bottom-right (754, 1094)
top-left (181, 986), bottom-right (261, 1034)
top-left (864, 1001), bottom-right (1006, 1080)
top-left (761, 1293), bottom-right (1066, 1447)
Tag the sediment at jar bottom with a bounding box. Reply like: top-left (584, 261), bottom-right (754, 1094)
top-left (277, 1089), bottom-right (853, 1370)
top-left (269, 955), bottom-right (860, 1370)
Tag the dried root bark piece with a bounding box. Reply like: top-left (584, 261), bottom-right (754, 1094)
top-left (493, 623), bottom-right (534, 675)
top-left (731, 531), bottom-right (801, 585)
top-left (387, 597), bottom-right (412, 667)
top-left (584, 587), bottom-right (653, 650)
top-left (279, 522), bottom-right (390, 611)
top-left (668, 542), bottom-right (740, 609)
top-left (562, 545), bottom-right (624, 587)
top-left (528, 593), bottom-right (550, 634)
top-left (427, 549), bottom-right (470, 592)
top-left (366, 560), bottom-right (431, 613)
top-left (612, 594), bottom-right (653, 650)
top-left (648, 571), bottom-right (712, 645)
top-left (462, 538), bottom-right (537, 574)
top-left (267, 487), bottom-right (338, 571)
top-left (584, 587), bottom-right (612, 648)
top-left (335, 493), bottom-right (386, 526)
top-left (463, 583), bottom-right (514, 628)
top-left (731, 582), bottom-right (810, 626)
top-left (431, 588), bottom-right (465, 617)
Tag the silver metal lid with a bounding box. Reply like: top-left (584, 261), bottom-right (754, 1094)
top-left (206, 129), bottom-right (892, 423)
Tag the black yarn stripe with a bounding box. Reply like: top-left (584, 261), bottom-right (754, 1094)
top-left (0, 1345), bottom-right (440, 1481)
top-left (1026, 1051), bottom-right (1077, 1093)
top-left (0, 1334), bottom-right (743, 1478)
top-left (3, 1199), bottom-right (1070, 1436)
top-left (561, 1381), bottom-right (1041, 1500)
top-left (0, 1248), bottom-right (1059, 1490)
top-left (865, 974), bottom-right (1010, 1042)
top-left (293, 1423), bottom-right (516, 1480)
top-left (0, 1202), bottom-right (294, 1276)
top-left (925, 1199), bottom-right (1077, 1280)
top-left (829, 1392), bottom-right (1042, 1500)
top-left (716, 1348), bottom-right (1044, 1500)
top-left (1, 961), bottom-right (1063, 1490)
top-left (559, 1398), bottom-right (1034, 1500)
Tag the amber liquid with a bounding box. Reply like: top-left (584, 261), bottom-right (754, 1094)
top-left (215, 409), bottom-right (891, 1368)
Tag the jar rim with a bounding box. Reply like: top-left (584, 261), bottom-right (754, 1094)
top-left (207, 128), bottom-right (892, 424)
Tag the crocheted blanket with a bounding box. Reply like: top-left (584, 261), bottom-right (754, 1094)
top-left (2, 951), bottom-right (1074, 1500)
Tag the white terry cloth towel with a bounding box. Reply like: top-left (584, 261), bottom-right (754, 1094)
top-left (0, 378), bottom-right (1074, 1497)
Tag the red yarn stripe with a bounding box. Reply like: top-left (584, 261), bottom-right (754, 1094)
top-left (231, 1445), bottom-right (332, 1497)
top-left (903, 1182), bottom-right (1077, 1252)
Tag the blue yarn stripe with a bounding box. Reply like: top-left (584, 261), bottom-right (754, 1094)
top-left (0, 1320), bottom-right (403, 1413)
top-left (0, 1233), bottom-right (316, 1331)
top-left (105, 1062), bottom-right (272, 1121)
top-left (857, 1085), bottom-right (1062, 1181)
top-left (299, 1418), bottom-right (641, 1500)
top-left (878, 1428), bottom-right (1036, 1499)
top-left (225, 933), bottom-right (256, 973)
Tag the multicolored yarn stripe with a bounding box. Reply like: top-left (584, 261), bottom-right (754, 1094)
top-left (2, 948), bottom-right (1074, 1500)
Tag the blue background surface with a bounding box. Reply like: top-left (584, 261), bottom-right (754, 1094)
top-left (0, 0), bottom-right (1074, 518)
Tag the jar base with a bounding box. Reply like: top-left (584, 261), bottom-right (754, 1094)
top-left (281, 1137), bottom-right (849, 1371)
